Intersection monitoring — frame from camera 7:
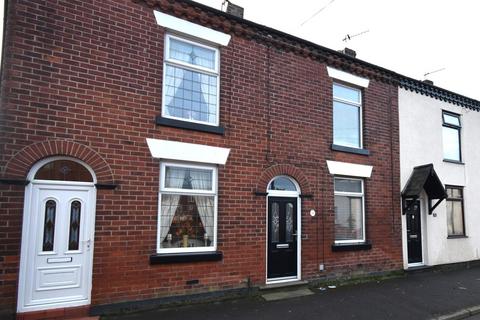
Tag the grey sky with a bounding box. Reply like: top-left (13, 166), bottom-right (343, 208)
top-left (194, 0), bottom-right (480, 101)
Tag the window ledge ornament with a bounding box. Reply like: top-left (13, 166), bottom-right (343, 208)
top-left (327, 67), bottom-right (370, 88)
top-left (153, 11), bottom-right (231, 46)
top-left (146, 139), bottom-right (230, 165)
top-left (326, 160), bottom-right (373, 178)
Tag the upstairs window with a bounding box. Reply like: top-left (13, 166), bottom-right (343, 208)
top-left (333, 83), bottom-right (362, 148)
top-left (162, 34), bottom-right (219, 126)
top-left (442, 111), bottom-right (461, 162)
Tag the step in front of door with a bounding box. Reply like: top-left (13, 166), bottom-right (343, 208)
top-left (16, 305), bottom-right (96, 320)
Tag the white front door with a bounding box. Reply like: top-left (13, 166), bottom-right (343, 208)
top-left (18, 183), bottom-right (95, 312)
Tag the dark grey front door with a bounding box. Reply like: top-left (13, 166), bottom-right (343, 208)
top-left (406, 200), bottom-right (422, 264)
top-left (267, 197), bottom-right (297, 279)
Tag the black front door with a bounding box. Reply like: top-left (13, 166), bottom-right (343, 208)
top-left (267, 197), bottom-right (298, 279)
top-left (406, 200), bottom-right (422, 264)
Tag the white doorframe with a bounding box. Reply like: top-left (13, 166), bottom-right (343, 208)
top-left (265, 176), bottom-right (302, 284)
top-left (17, 157), bottom-right (97, 313)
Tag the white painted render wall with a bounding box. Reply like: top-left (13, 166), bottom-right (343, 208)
top-left (399, 88), bottom-right (480, 269)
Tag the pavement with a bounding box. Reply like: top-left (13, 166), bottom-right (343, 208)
top-left (104, 265), bottom-right (480, 320)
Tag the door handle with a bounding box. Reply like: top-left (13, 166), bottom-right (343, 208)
top-left (83, 239), bottom-right (92, 250)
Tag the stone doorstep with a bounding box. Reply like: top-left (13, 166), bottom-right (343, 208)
top-left (16, 305), bottom-right (92, 320)
top-left (261, 288), bottom-right (315, 302)
top-left (259, 280), bottom-right (309, 291)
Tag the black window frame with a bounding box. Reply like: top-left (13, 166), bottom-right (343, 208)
top-left (442, 110), bottom-right (462, 163)
top-left (445, 185), bottom-right (466, 238)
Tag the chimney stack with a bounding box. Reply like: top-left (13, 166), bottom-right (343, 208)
top-left (226, 1), bottom-right (244, 19)
top-left (338, 47), bottom-right (357, 58)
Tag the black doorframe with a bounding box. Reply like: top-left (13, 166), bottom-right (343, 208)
top-left (406, 199), bottom-right (423, 264)
top-left (267, 196), bottom-right (299, 280)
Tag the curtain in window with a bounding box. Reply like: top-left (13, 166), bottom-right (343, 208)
top-left (447, 200), bottom-right (464, 235)
top-left (164, 66), bottom-right (184, 113)
top-left (334, 195), bottom-right (362, 241)
top-left (190, 170), bottom-right (214, 241)
top-left (350, 197), bottom-right (363, 239)
top-left (160, 169), bottom-right (186, 243)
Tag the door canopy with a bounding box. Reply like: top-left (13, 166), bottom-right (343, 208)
top-left (402, 164), bottom-right (447, 214)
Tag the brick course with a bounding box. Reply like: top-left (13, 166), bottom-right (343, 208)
top-left (0, 0), bottom-right (402, 314)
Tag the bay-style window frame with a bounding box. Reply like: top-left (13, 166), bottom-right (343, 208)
top-left (162, 33), bottom-right (220, 127)
top-left (157, 161), bottom-right (218, 254)
top-left (333, 82), bottom-right (363, 149)
top-left (442, 111), bottom-right (462, 162)
top-left (445, 185), bottom-right (466, 238)
top-left (334, 177), bottom-right (366, 244)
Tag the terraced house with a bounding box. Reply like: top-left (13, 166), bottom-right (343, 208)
top-left (399, 80), bottom-right (480, 269)
top-left (0, 0), bottom-right (478, 319)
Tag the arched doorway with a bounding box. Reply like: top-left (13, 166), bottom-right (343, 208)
top-left (17, 157), bottom-right (97, 313)
top-left (266, 176), bottom-right (301, 283)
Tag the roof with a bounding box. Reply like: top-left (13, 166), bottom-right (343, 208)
top-left (137, 0), bottom-right (480, 112)
top-left (402, 164), bottom-right (447, 200)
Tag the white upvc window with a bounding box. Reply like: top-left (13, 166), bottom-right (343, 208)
top-left (162, 34), bottom-right (220, 126)
top-left (334, 177), bottom-right (366, 243)
top-left (333, 83), bottom-right (363, 149)
top-left (157, 162), bottom-right (217, 253)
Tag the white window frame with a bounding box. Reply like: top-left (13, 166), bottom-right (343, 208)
top-left (162, 33), bottom-right (221, 127)
top-left (333, 82), bottom-right (363, 149)
top-left (157, 161), bottom-right (218, 254)
top-left (334, 177), bottom-right (366, 244)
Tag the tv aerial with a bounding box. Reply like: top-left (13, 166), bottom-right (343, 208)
top-left (343, 29), bottom-right (370, 42)
top-left (424, 67), bottom-right (446, 79)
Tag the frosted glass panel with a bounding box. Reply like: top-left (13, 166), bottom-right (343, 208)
top-left (68, 201), bottom-right (81, 251)
top-left (286, 203), bottom-right (294, 242)
top-left (42, 200), bottom-right (56, 252)
top-left (271, 202), bottom-right (279, 243)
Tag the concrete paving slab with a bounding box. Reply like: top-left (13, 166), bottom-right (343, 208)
top-left (261, 289), bottom-right (314, 301)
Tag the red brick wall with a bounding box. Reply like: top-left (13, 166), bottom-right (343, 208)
top-left (0, 0), bottom-right (402, 314)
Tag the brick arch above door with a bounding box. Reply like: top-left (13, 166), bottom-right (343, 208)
top-left (256, 164), bottom-right (313, 195)
top-left (2, 140), bottom-right (114, 184)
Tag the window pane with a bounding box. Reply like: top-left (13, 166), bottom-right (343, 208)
top-left (333, 101), bottom-right (360, 148)
top-left (35, 160), bottom-right (93, 182)
top-left (268, 177), bottom-right (297, 191)
top-left (68, 201), bottom-right (81, 251)
top-left (164, 166), bottom-right (213, 191)
top-left (164, 65), bottom-right (217, 124)
top-left (443, 113), bottom-right (460, 126)
top-left (335, 195), bottom-right (363, 241)
top-left (271, 202), bottom-right (279, 243)
top-left (333, 84), bottom-right (361, 103)
top-left (169, 38), bottom-right (216, 70)
top-left (160, 194), bottom-right (214, 248)
top-left (442, 126), bottom-right (461, 161)
top-left (446, 187), bottom-right (462, 199)
top-left (43, 200), bottom-right (56, 252)
top-left (447, 200), bottom-right (464, 236)
top-left (335, 178), bottom-right (362, 193)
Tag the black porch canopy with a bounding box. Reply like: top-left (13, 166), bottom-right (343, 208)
top-left (401, 164), bottom-right (448, 215)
